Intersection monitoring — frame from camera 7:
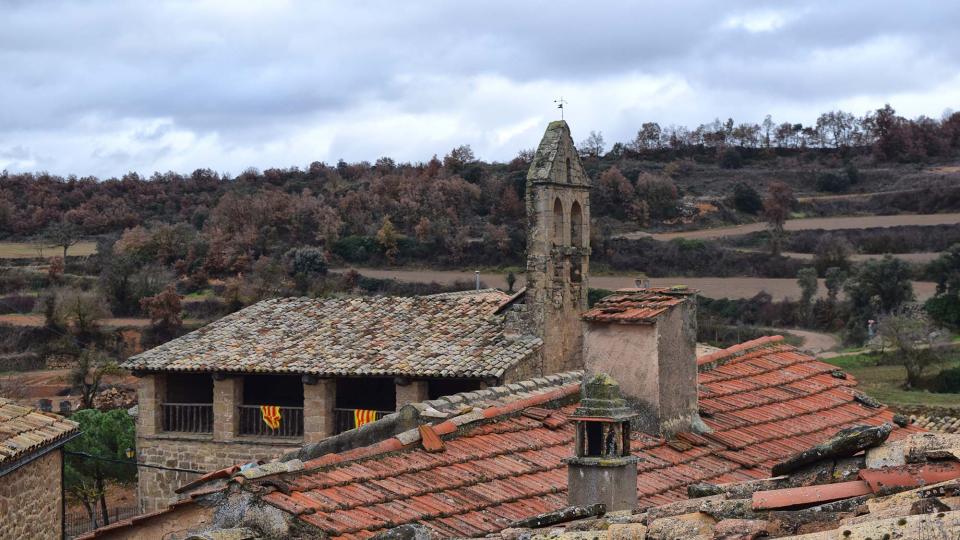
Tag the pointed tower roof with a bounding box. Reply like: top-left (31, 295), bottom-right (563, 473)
top-left (526, 120), bottom-right (590, 186)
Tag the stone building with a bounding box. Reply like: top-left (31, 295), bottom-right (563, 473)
top-left (122, 120), bottom-right (595, 512)
top-left (123, 290), bottom-right (543, 511)
top-left (0, 397), bottom-right (80, 540)
top-left (523, 120), bottom-right (591, 374)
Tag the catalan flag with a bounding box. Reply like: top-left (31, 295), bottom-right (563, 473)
top-left (354, 409), bottom-right (377, 428)
top-left (260, 405), bottom-right (281, 430)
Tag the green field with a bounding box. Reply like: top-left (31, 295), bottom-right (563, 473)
top-left (0, 241), bottom-right (98, 259)
top-left (825, 351), bottom-right (960, 409)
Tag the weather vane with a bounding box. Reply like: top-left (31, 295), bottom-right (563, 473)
top-left (554, 97), bottom-right (567, 120)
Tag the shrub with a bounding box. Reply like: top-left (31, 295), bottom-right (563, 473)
top-left (332, 235), bottom-right (379, 263)
top-left (731, 182), bottom-right (762, 214)
top-left (816, 172), bottom-right (850, 193)
top-left (933, 366), bottom-right (960, 393)
top-left (719, 148), bottom-right (743, 169)
top-left (0, 294), bottom-right (36, 315)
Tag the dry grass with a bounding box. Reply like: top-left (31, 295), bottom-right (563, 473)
top-left (0, 241), bottom-right (98, 259)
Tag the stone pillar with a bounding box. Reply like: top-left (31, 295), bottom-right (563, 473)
top-left (213, 375), bottom-right (243, 442)
top-left (137, 373), bottom-right (166, 436)
top-left (395, 378), bottom-right (429, 409)
top-left (303, 378), bottom-right (336, 444)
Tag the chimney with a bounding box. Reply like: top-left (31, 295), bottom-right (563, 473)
top-left (581, 287), bottom-right (703, 437)
top-left (565, 373), bottom-right (638, 512)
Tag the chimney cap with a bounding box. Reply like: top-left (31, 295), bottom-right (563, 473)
top-left (570, 373), bottom-right (637, 422)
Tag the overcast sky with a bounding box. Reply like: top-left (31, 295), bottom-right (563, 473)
top-left (2, 0), bottom-right (959, 178)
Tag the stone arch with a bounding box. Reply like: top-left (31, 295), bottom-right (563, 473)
top-left (553, 198), bottom-right (564, 245)
top-left (570, 201), bottom-right (583, 248)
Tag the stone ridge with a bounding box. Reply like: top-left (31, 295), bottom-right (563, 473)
top-left (414, 370), bottom-right (583, 415)
top-left (0, 396), bottom-right (79, 465)
top-left (122, 294), bottom-right (542, 378)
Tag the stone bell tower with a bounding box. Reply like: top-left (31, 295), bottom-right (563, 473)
top-left (525, 120), bottom-right (590, 373)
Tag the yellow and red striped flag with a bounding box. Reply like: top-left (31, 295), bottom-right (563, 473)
top-left (260, 405), bottom-right (281, 430)
top-left (354, 409), bottom-right (377, 428)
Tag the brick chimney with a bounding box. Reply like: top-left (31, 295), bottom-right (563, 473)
top-left (581, 287), bottom-right (704, 437)
top-left (565, 373), bottom-right (638, 512)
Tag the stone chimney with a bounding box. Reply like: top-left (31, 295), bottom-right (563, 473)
top-left (581, 287), bottom-right (703, 437)
top-left (565, 373), bottom-right (638, 512)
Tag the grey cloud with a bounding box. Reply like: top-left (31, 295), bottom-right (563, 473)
top-left (1, 0), bottom-right (958, 177)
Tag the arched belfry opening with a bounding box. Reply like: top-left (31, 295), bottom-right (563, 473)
top-left (553, 198), bottom-right (564, 245)
top-left (570, 201), bottom-right (583, 248)
top-left (570, 201), bottom-right (583, 283)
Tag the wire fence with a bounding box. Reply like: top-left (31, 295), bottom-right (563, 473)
top-left (65, 505), bottom-right (139, 538)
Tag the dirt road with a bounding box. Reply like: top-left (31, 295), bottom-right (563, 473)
top-left (616, 213), bottom-right (960, 241)
top-left (336, 267), bottom-right (937, 301)
top-left (736, 250), bottom-right (942, 263)
top-left (772, 328), bottom-right (840, 354)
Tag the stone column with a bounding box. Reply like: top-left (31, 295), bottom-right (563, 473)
top-left (137, 373), bottom-right (166, 436)
top-left (395, 378), bottom-right (429, 409)
top-left (303, 378), bottom-right (336, 444)
top-left (213, 375), bottom-right (243, 441)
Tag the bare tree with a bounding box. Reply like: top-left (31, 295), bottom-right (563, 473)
top-left (763, 182), bottom-right (795, 256)
top-left (877, 310), bottom-right (949, 388)
top-left (579, 131), bottom-right (605, 158)
top-left (70, 348), bottom-right (120, 410)
top-left (44, 218), bottom-right (81, 258)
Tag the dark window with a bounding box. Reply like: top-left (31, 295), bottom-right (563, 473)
top-left (165, 374), bottom-right (213, 403)
top-left (565, 157), bottom-right (571, 182)
top-left (336, 377), bottom-right (396, 411)
top-left (243, 375), bottom-right (303, 407)
top-left (584, 422), bottom-right (603, 456)
top-left (428, 378), bottom-right (482, 400)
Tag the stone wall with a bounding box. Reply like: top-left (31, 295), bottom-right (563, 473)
top-left (0, 352), bottom-right (43, 372)
top-left (137, 435), bottom-right (300, 512)
top-left (0, 449), bottom-right (63, 540)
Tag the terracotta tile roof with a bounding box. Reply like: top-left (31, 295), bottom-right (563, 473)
top-left (0, 397), bottom-right (79, 468)
top-left (122, 293), bottom-right (541, 378)
top-left (581, 288), bottom-right (695, 324)
top-left (244, 337), bottom-right (922, 539)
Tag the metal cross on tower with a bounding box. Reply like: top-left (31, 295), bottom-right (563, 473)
top-left (554, 97), bottom-right (567, 120)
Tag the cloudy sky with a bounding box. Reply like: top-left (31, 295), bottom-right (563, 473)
top-left (2, 0), bottom-right (959, 178)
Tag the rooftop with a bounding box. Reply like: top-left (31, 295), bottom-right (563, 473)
top-left (122, 292), bottom-right (541, 378)
top-left (180, 336), bottom-right (922, 539)
top-left (581, 287), bottom-right (695, 324)
top-left (0, 396), bottom-right (79, 472)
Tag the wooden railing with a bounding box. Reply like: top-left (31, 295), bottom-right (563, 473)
top-left (161, 403), bottom-right (213, 433)
top-left (333, 408), bottom-right (392, 434)
top-left (238, 405), bottom-right (304, 438)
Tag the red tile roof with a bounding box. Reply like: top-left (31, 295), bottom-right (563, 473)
top-left (250, 336), bottom-right (922, 539)
top-left (581, 288), bottom-right (694, 324)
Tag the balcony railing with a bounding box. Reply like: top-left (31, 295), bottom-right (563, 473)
top-left (161, 403), bottom-right (213, 433)
top-left (238, 405), bottom-right (304, 438)
top-left (333, 408), bottom-right (392, 434)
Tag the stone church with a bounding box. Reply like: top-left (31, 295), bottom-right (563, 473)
top-left (122, 119), bottom-right (597, 511)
